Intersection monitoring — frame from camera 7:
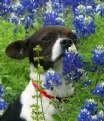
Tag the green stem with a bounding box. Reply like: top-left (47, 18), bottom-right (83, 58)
top-left (37, 50), bottom-right (45, 121)
top-left (36, 73), bottom-right (39, 121)
top-left (39, 73), bottom-right (46, 121)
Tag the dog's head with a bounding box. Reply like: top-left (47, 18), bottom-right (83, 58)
top-left (6, 25), bottom-right (77, 70)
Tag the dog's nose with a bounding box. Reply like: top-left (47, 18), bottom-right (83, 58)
top-left (60, 39), bottom-right (72, 48)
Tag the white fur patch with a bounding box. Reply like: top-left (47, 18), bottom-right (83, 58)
top-left (51, 38), bottom-right (63, 62)
top-left (20, 81), bottom-right (57, 121)
top-left (20, 64), bottom-right (58, 121)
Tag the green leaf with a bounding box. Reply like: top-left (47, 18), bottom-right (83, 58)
top-left (52, 114), bottom-right (61, 121)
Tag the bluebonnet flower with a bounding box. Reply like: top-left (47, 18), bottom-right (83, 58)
top-left (73, 3), bottom-right (96, 38)
top-left (82, 78), bottom-right (92, 88)
top-left (62, 49), bottom-right (87, 83)
top-left (1, 0), bottom-right (49, 29)
top-left (20, 0), bottom-right (49, 10)
top-left (73, 1), bottom-right (100, 37)
top-left (25, 17), bottom-right (34, 30)
top-left (76, 99), bottom-right (104, 121)
top-left (63, 0), bottom-right (97, 12)
top-left (10, 0), bottom-right (49, 29)
top-left (74, 5), bottom-right (95, 17)
top-left (30, 0), bottom-right (49, 7)
top-left (76, 108), bottom-right (91, 121)
top-left (0, 84), bottom-right (8, 116)
top-left (72, 1), bottom-right (97, 38)
top-left (20, 0), bottom-right (36, 7)
top-left (62, 0), bottom-right (72, 7)
top-left (43, 0), bottom-right (64, 26)
top-left (80, 0), bottom-right (97, 7)
top-left (0, 99), bottom-right (8, 116)
top-left (44, 70), bottom-right (62, 90)
top-left (43, 12), bottom-right (64, 26)
top-left (9, 14), bottom-right (19, 25)
top-left (73, 14), bottom-right (96, 37)
top-left (91, 110), bottom-right (104, 121)
top-left (45, 1), bottom-right (53, 13)
top-left (0, 0), bottom-right (12, 17)
top-left (12, 3), bottom-right (25, 17)
top-left (77, 68), bottom-right (92, 87)
top-left (10, 0), bottom-right (37, 29)
top-left (84, 99), bottom-right (98, 115)
top-left (62, 0), bottom-right (80, 10)
top-left (0, 85), bottom-right (4, 98)
top-left (0, 0), bottom-right (11, 4)
top-left (53, 0), bottom-right (62, 14)
top-left (91, 82), bottom-right (104, 98)
top-left (85, 5), bottom-right (95, 17)
top-left (74, 5), bottom-right (86, 15)
top-left (91, 45), bottom-right (104, 66)
top-left (96, 3), bottom-right (104, 17)
top-left (61, 0), bottom-right (81, 8)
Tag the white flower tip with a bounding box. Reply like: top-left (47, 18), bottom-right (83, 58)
top-left (68, 44), bottom-right (77, 53)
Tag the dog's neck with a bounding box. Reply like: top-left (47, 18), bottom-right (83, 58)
top-left (30, 59), bottom-right (74, 98)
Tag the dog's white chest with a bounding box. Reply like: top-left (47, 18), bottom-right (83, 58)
top-left (20, 81), bottom-right (57, 121)
top-left (20, 64), bottom-right (74, 121)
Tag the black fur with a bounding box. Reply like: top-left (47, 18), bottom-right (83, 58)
top-left (0, 97), bottom-right (25, 121)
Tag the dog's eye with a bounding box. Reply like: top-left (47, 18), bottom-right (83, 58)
top-left (42, 36), bottom-right (51, 43)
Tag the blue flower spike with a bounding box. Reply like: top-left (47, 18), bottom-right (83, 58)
top-left (96, 3), bottom-right (104, 17)
top-left (91, 45), bottom-right (104, 66)
top-left (85, 99), bottom-right (98, 115)
top-left (77, 108), bottom-right (91, 121)
top-left (43, 0), bottom-right (64, 26)
top-left (91, 82), bottom-right (104, 98)
top-left (0, 84), bottom-right (8, 116)
top-left (44, 70), bottom-right (62, 90)
top-left (77, 98), bottom-right (104, 121)
top-left (63, 45), bottom-right (88, 84)
top-left (73, 3), bottom-right (96, 38)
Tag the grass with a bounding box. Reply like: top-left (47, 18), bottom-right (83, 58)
top-left (0, 15), bottom-right (104, 120)
top-left (0, 20), bottom-right (30, 102)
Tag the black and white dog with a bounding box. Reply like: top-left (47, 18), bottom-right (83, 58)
top-left (0, 25), bottom-right (77, 121)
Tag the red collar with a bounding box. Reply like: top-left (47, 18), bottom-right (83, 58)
top-left (32, 81), bottom-right (69, 102)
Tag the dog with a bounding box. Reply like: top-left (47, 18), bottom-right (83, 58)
top-left (0, 25), bottom-right (77, 121)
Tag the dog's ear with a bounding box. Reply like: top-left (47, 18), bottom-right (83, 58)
top-left (6, 39), bottom-right (29, 60)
